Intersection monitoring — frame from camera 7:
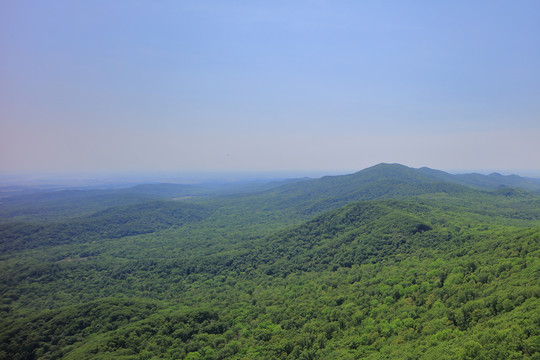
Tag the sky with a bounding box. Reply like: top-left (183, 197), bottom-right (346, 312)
top-left (1, 0), bottom-right (540, 177)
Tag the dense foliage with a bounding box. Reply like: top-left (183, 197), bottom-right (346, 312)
top-left (0, 201), bottom-right (210, 253)
top-left (1, 164), bottom-right (539, 359)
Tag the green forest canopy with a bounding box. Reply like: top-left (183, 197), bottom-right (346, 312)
top-left (1, 164), bottom-right (539, 359)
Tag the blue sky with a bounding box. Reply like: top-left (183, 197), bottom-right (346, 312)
top-left (1, 1), bottom-right (539, 176)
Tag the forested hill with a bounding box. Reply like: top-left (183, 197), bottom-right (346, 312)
top-left (199, 163), bottom-right (537, 219)
top-left (0, 164), bottom-right (539, 359)
top-left (262, 163), bottom-right (540, 201)
top-left (417, 166), bottom-right (540, 191)
top-left (1, 163), bottom-right (537, 223)
top-left (0, 201), bottom-right (211, 253)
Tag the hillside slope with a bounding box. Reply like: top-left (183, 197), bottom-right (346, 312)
top-left (1, 164), bottom-right (539, 359)
top-left (200, 164), bottom-right (477, 219)
top-left (2, 196), bottom-right (539, 359)
top-left (0, 201), bottom-right (211, 253)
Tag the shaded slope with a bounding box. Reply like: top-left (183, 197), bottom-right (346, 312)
top-left (0, 201), bottom-right (211, 253)
top-left (0, 189), bottom-right (159, 223)
top-left (0, 298), bottom-right (163, 360)
top-left (173, 192), bottom-right (540, 280)
top-left (226, 201), bottom-right (435, 276)
top-left (0, 185), bottom-right (201, 223)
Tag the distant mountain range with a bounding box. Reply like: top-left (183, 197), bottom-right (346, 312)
top-left (216, 163), bottom-right (540, 217)
top-left (417, 165), bottom-right (540, 191)
top-left (1, 163), bottom-right (539, 223)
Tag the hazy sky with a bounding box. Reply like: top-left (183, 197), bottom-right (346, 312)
top-left (1, 1), bottom-right (539, 175)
